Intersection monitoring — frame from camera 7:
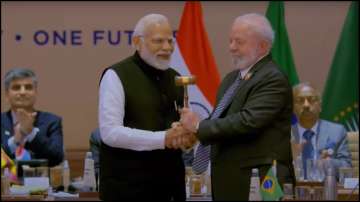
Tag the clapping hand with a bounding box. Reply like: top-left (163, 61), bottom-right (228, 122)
top-left (13, 109), bottom-right (37, 144)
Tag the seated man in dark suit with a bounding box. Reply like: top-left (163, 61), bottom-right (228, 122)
top-left (1, 68), bottom-right (64, 167)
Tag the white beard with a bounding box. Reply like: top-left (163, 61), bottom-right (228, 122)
top-left (139, 46), bottom-right (171, 70)
top-left (231, 48), bottom-right (258, 70)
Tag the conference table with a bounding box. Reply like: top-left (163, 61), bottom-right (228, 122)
top-left (1, 183), bottom-right (358, 201)
top-left (1, 193), bottom-right (212, 201)
top-left (1, 192), bottom-right (100, 201)
top-left (292, 181), bottom-right (358, 201)
top-left (2, 191), bottom-right (358, 201)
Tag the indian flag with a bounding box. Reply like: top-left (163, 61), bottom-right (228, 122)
top-left (170, 1), bottom-right (220, 118)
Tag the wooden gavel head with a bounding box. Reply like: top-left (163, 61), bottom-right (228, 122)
top-left (175, 76), bottom-right (196, 108)
top-left (175, 76), bottom-right (196, 86)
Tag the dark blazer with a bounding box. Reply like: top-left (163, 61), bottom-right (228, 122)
top-left (1, 110), bottom-right (64, 167)
top-left (197, 54), bottom-right (295, 200)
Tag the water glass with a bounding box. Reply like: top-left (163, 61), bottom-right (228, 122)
top-left (204, 174), bottom-right (211, 196)
top-left (189, 175), bottom-right (203, 195)
top-left (36, 166), bottom-right (49, 177)
top-left (306, 159), bottom-right (316, 181)
top-left (295, 186), bottom-right (311, 200)
top-left (294, 155), bottom-right (304, 181)
top-left (282, 183), bottom-right (294, 200)
top-left (307, 159), bottom-right (325, 182)
top-left (339, 167), bottom-right (354, 186)
top-left (185, 167), bottom-right (193, 184)
top-left (50, 166), bottom-right (63, 188)
top-left (311, 186), bottom-right (324, 200)
top-left (314, 159), bottom-right (326, 181)
top-left (22, 165), bottom-right (36, 177)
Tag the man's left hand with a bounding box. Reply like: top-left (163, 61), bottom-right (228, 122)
top-left (15, 108), bottom-right (36, 134)
top-left (179, 108), bottom-right (200, 133)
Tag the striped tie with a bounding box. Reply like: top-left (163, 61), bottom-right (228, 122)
top-left (192, 72), bottom-right (242, 174)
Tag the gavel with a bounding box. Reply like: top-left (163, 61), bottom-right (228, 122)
top-left (175, 76), bottom-right (196, 108)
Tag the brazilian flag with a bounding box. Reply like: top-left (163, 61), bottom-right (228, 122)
top-left (260, 167), bottom-right (284, 201)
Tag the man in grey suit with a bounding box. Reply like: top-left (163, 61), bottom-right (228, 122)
top-left (291, 83), bottom-right (352, 179)
top-left (179, 13), bottom-right (295, 200)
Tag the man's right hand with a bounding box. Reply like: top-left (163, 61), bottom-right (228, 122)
top-left (16, 108), bottom-right (37, 134)
top-left (13, 122), bottom-right (26, 144)
top-left (179, 107), bottom-right (200, 133)
top-left (165, 123), bottom-right (197, 149)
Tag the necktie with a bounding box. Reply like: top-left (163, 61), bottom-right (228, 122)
top-left (192, 72), bottom-right (243, 174)
top-left (302, 129), bottom-right (315, 179)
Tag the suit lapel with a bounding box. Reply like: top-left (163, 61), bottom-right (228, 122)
top-left (292, 124), bottom-right (300, 143)
top-left (226, 78), bottom-right (249, 107)
top-left (224, 79), bottom-right (248, 115)
top-left (217, 54), bottom-right (272, 117)
top-left (33, 111), bottom-right (41, 126)
top-left (316, 120), bottom-right (329, 151)
top-left (3, 111), bottom-right (14, 135)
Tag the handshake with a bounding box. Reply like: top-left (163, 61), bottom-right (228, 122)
top-left (165, 108), bottom-right (200, 150)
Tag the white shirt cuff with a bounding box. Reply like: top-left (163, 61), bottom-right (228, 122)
top-left (156, 131), bottom-right (166, 150)
top-left (7, 136), bottom-right (18, 154)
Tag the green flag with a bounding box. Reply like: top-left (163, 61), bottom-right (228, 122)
top-left (266, 1), bottom-right (299, 86)
top-left (321, 1), bottom-right (359, 131)
top-left (260, 166), bottom-right (284, 201)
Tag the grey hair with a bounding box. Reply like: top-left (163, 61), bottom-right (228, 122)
top-left (4, 68), bottom-right (38, 90)
top-left (293, 82), bottom-right (322, 101)
top-left (133, 13), bottom-right (170, 38)
top-left (234, 13), bottom-right (275, 47)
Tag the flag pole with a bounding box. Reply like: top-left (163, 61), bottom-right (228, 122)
top-left (272, 159), bottom-right (277, 179)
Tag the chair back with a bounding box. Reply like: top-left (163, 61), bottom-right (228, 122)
top-left (347, 131), bottom-right (359, 177)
